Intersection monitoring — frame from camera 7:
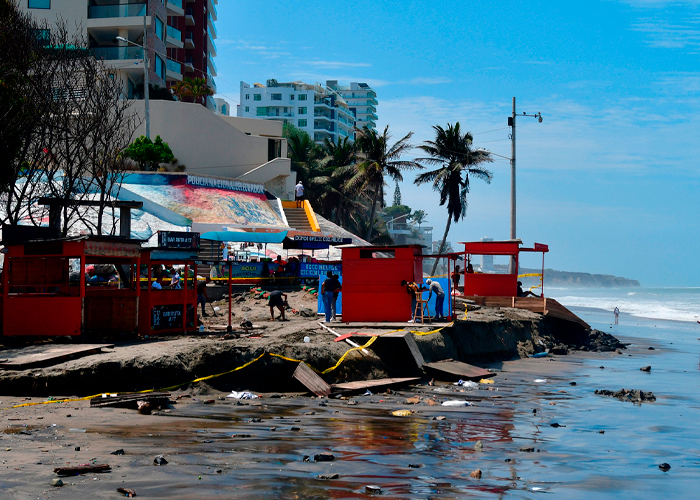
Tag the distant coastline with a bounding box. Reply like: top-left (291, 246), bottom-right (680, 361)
top-left (504, 265), bottom-right (641, 288)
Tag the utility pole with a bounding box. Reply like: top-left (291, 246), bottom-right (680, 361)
top-left (143, 15), bottom-right (150, 140)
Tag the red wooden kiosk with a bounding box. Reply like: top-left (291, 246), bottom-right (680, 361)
top-left (459, 240), bottom-right (549, 297)
top-left (1, 236), bottom-right (142, 337)
top-left (341, 245), bottom-right (423, 322)
top-left (138, 231), bottom-right (200, 335)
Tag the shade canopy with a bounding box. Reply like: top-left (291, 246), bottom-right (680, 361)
top-left (201, 230), bottom-right (288, 244)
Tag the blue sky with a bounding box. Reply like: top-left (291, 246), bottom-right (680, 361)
top-left (213, 0), bottom-right (700, 286)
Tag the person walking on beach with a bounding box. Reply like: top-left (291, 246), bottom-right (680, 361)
top-left (295, 181), bottom-right (304, 207)
top-left (426, 278), bottom-right (445, 320)
top-left (268, 290), bottom-right (288, 321)
top-left (614, 306), bottom-right (619, 325)
top-left (321, 271), bottom-right (337, 322)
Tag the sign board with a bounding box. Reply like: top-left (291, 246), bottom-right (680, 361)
top-left (293, 235), bottom-right (352, 244)
top-left (84, 240), bottom-right (140, 258)
top-left (158, 231), bottom-right (200, 249)
top-left (186, 175), bottom-right (264, 194)
top-left (299, 263), bottom-right (341, 278)
top-left (151, 304), bottom-right (183, 330)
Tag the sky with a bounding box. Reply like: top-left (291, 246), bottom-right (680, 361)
top-left (212, 0), bottom-right (700, 287)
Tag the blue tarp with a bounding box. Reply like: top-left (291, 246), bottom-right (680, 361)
top-left (200, 231), bottom-right (287, 244)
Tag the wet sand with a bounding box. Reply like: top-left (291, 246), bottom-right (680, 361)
top-left (1, 308), bottom-right (698, 499)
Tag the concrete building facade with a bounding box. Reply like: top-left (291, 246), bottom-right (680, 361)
top-left (326, 80), bottom-right (378, 132)
top-left (237, 80), bottom-right (356, 144)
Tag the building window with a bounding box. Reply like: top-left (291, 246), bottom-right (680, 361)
top-left (298, 107), bottom-right (307, 115)
top-left (245, 106), bottom-right (249, 112)
top-left (154, 55), bottom-right (165, 80)
top-left (28, 0), bottom-right (50, 8)
top-left (33, 28), bottom-right (50, 46)
top-left (256, 107), bottom-right (268, 116)
top-left (155, 17), bottom-right (164, 40)
top-left (298, 119), bottom-right (307, 127)
top-left (245, 94), bottom-right (249, 100)
top-left (298, 94), bottom-right (307, 101)
top-left (253, 94), bottom-right (261, 101)
top-left (268, 139), bottom-right (281, 161)
top-left (270, 93), bottom-right (282, 101)
top-left (290, 94), bottom-right (295, 100)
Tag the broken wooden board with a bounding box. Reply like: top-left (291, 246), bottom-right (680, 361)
top-left (348, 331), bottom-right (425, 370)
top-left (0, 344), bottom-right (114, 370)
top-left (423, 359), bottom-right (495, 381)
top-left (332, 377), bottom-right (421, 393)
top-left (293, 362), bottom-right (331, 397)
top-left (89, 392), bottom-right (170, 409)
top-left (54, 464), bottom-right (111, 476)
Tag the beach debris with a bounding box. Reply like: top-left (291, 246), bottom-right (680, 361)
top-left (595, 388), bottom-right (656, 403)
top-left (363, 390), bottom-right (372, 396)
top-left (405, 396), bottom-right (421, 405)
top-left (303, 336), bottom-right (311, 343)
top-left (317, 473), bottom-right (339, 480)
top-left (549, 423), bottom-right (566, 428)
top-left (640, 366), bottom-right (651, 372)
top-left (534, 379), bottom-right (547, 383)
top-left (480, 378), bottom-right (495, 384)
top-left (470, 468), bottom-right (482, 479)
top-left (75, 446), bottom-right (80, 451)
top-left (424, 359), bottom-right (493, 381)
top-left (54, 464), bottom-right (111, 476)
top-left (117, 487), bottom-right (137, 497)
top-left (153, 455), bottom-right (168, 466)
top-left (365, 485), bottom-right (382, 493)
top-left (659, 463), bottom-right (671, 472)
top-left (442, 400), bottom-right (473, 407)
top-left (434, 416), bottom-right (447, 421)
top-left (111, 449), bottom-right (125, 455)
top-left (293, 362), bottom-right (332, 397)
top-left (51, 479), bottom-right (64, 487)
top-left (519, 447), bottom-right (535, 452)
top-left (408, 463), bottom-right (422, 468)
top-left (90, 392), bottom-right (170, 409)
top-left (227, 391), bottom-right (258, 400)
top-left (599, 430), bottom-right (605, 434)
top-left (392, 409), bottom-right (412, 417)
top-left (302, 455), bottom-right (310, 462)
top-left (426, 398), bottom-right (439, 406)
top-left (569, 382), bottom-right (577, 386)
top-left (648, 347), bottom-right (655, 350)
top-left (137, 400), bottom-right (151, 414)
top-left (314, 453), bottom-right (335, 462)
top-left (530, 352), bottom-right (548, 358)
top-left (474, 440), bottom-right (483, 451)
top-left (454, 380), bottom-right (479, 389)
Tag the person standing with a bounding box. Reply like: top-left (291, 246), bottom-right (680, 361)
top-left (170, 267), bottom-right (181, 289)
top-left (614, 306), bottom-right (619, 325)
top-left (451, 264), bottom-right (461, 291)
top-left (330, 273), bottom-right (341, 321)
top-left (401, 280), bottom-right (425, 323)
top-left (197, 277), bottom-right (211, 317)
top-left (321, 270), bottom-right (337, 322)
top-left (295, 181), bottom-right (304, 207)
top-left (426, 278), bottom-right (445, 320)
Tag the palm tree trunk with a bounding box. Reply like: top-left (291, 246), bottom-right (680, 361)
top-left (430, 217), bottom-right (452, 276)
top-left (365, 185), bottom-right (380, 241)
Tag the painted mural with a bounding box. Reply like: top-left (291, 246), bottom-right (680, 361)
top-left (121, 173), bottom-right (285, 227)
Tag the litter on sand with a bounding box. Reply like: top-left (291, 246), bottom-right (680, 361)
top-left (454, 380), bottom-right (479, 389)
top-left (479, 378), bottom-right (495, 384)
top-left (392, 409), bottom-right (413, 416)
top-left (441, 400), bottom-right (474, 407)
top-left (534, 379), bottom-right (547, 383)
top-left (227, 391), bottom-right (259, 400)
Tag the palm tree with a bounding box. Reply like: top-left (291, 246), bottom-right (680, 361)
top-left (172, 77), bottom-right (213, 105)
top-left (348, 125), bottom-right (421, 241)
top-left (285, 126), bottom-right (324, 194)
top-left (415, 123), bottom-right (493, 275)
top-left (411, 209), bottom-right (427, 229)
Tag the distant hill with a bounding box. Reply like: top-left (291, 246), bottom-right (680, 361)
top-left (493, 265), bottom-right (641, 288)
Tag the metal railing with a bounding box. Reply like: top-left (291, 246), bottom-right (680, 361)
top-left (166, 58), bottom-right (181, 74)
top-left (166, 25), bottom-right (182, 41)
top-left (88, 3), bottom-right (146, 19)
top-left (168, 0), bottom-right (183, 8)
top-left (92, 46), bottom-right (144, 60)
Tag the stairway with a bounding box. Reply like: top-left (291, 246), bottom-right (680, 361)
top-left (283, 206), bottom-right (313, 231)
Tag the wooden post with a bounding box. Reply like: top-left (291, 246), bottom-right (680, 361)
top-left (119, 207), bottom-right (131, 238)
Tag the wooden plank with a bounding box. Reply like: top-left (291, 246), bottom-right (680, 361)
top-left (424, 359), bottom-right (495, 381)
top-left (293, 362), bottom-right (331, 397)
top-left (0, 344), bottom-right (114, 370)
top-left (348, 331), bottom-right (424, 370)
top-left (89, 392), bottom-right (171, 408)
top-left (318, 321), bottom-right (368, 354)
top-left (54, 464), bottom-right (111, 476)
top-left (332, 377), bottom-right (420, 392)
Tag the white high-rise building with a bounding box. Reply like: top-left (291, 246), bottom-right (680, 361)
top-left (237, 80), bottom-right (356, 144)
top-left (325, 81), bottom-right (377, 132)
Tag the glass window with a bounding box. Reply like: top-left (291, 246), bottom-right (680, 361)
top-left (290, 94), bottom-right (295, 100)
top-left (298, 119), bottom-right (307, 127)
top-left (245, 94), bottom-right (249, 100)
top-left (33, 28), bottom-right (50, 46)
top-left (298, 94), bottom-right (307, 101)
top-left (298, 107), bottom-right (307, 115)
top-left (155, 17), bottom-right (164, 40)
top-left (155, 55), bottom-right (165, 80)
top-left (270, 93), bottom-right (281, 101)
top-left (253, 94), bottom-right (261, 101)
top-left (28, 0), bottom-right (50, 8)
top-left (245, 106), bottom-right (249, 112)
top-left (256, 107), bottom-right (268, 116)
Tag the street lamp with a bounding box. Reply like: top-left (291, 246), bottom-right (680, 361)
top-left (115, 16), bottom-right (149, 139)
top-left (477, 97), bottom-right (543, 273)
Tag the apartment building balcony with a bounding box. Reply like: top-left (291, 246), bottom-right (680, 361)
top-left (207, 74), bottom-right (216, 92)
top-left (313, 112), bottom-right (333, 121)
top-left (184, 32), bottom-right (194, 49)
top-left (184, 56), bottom-right (194, 72)
top-left (208, 0), bottom-right (218, 21)
top-left (87, 2), bottom-right (149, 44)
top-left (314, 131), bottom-right (335, 142)
top-left (165, 58), bottom-right (182, 82)
top-left (206, 95), bottom-right (216, 111)
top-left (166, 0), bottom-right (184, 16)
top-left (93, 45), bottom-right (144, 61)
top-left (166, 25), bottom-right (183, 49)
top-left (314, 122), bottom-right (335, 132)
top-left (207, 52), bottom-right (217, 76)
top-left (207, 13), bottom-right (217, 38)
top-left (88, 2), bottom-right (146, 20)
top-left (185, 7), bottom-right (195, 25)
top-left (207, 33), bottom-right (217, 56)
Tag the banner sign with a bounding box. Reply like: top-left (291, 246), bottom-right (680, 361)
top-left (293, 235), bottom-right (352, 244)
top-left (84, 240), bottom-right (140, 258)
top-left (158, 231), bottom-right (200, 249)
top-left (151, 304), bottom-right (183, 330)
top-left (186, 175), bottom-right (264, 194)
top-left (299, 263), bottom-right (341, 278)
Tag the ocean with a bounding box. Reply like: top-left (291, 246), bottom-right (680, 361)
top-left (546, 286), bottom-right (700, 323)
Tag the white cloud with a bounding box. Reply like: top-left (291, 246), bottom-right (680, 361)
top-left (303, 60), bottom-right (372, 69)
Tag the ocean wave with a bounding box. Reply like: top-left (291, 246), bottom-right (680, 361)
top-left (554, 294), bottom-right (700, 323)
